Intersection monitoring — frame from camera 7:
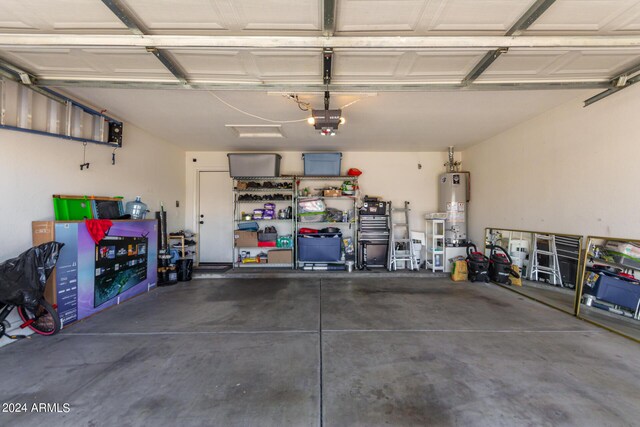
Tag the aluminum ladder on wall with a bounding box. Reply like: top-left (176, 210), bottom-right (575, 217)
top-left (528, 233), bottom-right (563, 286)
top-left (388, 201), bottom-right (418, 271)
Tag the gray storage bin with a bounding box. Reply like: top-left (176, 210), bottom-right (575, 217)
top-left (227, 153), bottom-right (282, 177)
top-left (303, 152), bottom-right (342, 176)
top-left (258, 231), bottom-right (278, 242)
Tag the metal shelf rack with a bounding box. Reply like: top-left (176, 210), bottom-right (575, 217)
top-left (232, 177), bottom-right (295, 269)
top-left (295, 176), bottom-right (359, 269)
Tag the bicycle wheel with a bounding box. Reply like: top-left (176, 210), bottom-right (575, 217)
top-left (17, 299), bottom-right (61, 336)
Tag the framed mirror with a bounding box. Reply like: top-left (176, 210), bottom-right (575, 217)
top-left (576, 236), bottom-right (640, 342)
top-left (485, 228), bottom-right (583, 315)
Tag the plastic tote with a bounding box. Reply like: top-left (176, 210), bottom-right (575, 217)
top-left (303, 153), bottom-right (342, 176)
top-left (227, 153), bottom-right (282, 177)
top-left (298, 233), bottom-right (342, 262)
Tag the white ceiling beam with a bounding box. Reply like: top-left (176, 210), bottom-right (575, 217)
top-left (36, 79), bottom-right (611, 92)
top-left (1, 34), bottom-right (640, 49)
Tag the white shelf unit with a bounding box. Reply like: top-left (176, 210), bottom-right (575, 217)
top-left (232, 177), bottom-right (295, 269)
top-left (295, 176), bottom-right (359, 269)
top-left (425, 218), bottom-right (446, 272)
top-left (168, 233), bottom-right (199, 266)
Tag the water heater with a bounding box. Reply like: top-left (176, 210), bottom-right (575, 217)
top-left (438, 171), bottom-right (469, 246)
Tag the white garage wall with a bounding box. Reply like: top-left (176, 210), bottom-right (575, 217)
top-left (0, 123), bottom-right (186, 262)
top-left (185, 151), bottom-right (461, 237)
top-left (463, 84), bottom-right (640, 245)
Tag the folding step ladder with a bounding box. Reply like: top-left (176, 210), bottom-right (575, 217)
top-left (388, 201), bottom-right (418, 271)
top-left (528, 234), bottom-right (563, 286)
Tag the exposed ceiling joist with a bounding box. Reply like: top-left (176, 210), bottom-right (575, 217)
top-left (37, 79), bottom-right (610, 92)
top-left (462, 48), bottom-right (508, 85)
top-left (323, 0), bottom-right (337, 37)
top-left (145, 47), bottom-right (187, 85)
top-left (100, 0), bottom-right (145, 35)
top-left (584, 60), bottom-right (640, 106)
top-left (463, 0), bottom-right (556, 86)
top-left (100, 0), bottom-right (188, 85)
top-left (2, 35), bottom-right (640, 49)
top-left (506, 0), bottom-right (557, 36)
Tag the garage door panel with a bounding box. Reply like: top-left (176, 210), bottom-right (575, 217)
top-left (333, 51), bottom-right (405, 77)
top-left (336, 0), bottom-right (536, 34)
top-left (251, 50), bottom-right (322, 78)
top-left (423, 0), bottom-right (535, 32)
top-left (406, 51), bottom-right (489, 77)
top-left (611, 4), bottom-right (640, 32)
top-left (336, 0), bottom-right (426, 32)
top-left (479, 49), bottom-right (640, 81)
top-left (549, 50), bottom-right (640, 76)
top-left (480, 50), bottom-right (571, 79)
top-left (123, 0), bottom-right (321, 33)
top-left (0, 0), bottom-right (127, 33)
top-left (526, 0), bottom-right (640, 34)
top-left (333, 50), bottom-right (489, 82)
top-left (0, 47), bottom-right (173, 79)
top-left (168, 50), bottom-right (250, 77)
top-left (85, 49), bottom-right (176, 76)
top-left (0, 49), bottom-right (96, 74)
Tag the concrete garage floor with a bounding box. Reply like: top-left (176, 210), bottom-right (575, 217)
top-left (0, 279), bottom-right (639, 426)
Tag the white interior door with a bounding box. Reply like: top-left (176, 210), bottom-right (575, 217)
top-left (198, 171), bottom-right (233, 263)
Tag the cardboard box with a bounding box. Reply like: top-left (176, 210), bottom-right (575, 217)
top-left (268, 249), bottom-right (292, 264)
top-left (32, 221), bottom-right (56, 305)
top-left (324, 189), bottom-right (342, 197)
top-left (234, 230), bottom-right (258, 247)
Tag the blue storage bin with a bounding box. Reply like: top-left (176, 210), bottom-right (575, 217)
top-left (238, 221), bottom-right (259, 231)
top-left (303, 152), bottom-right (342, 176)
top-left (298, 233), bottom-right (342, 261)
top-left (589, 271), bottom-right (640, 310)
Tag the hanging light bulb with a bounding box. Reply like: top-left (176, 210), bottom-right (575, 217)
top-left (307, 116), bottom-right (315, 125)
top-left (339, 117), bottom-right (346, 125)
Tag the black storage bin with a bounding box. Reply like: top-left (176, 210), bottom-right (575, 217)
top-left (258, 231), bottom-right (278, 242)
top-left (177, 258), bottom-right (193, 282)
top-left (298, 233), bottom-right (342, 262)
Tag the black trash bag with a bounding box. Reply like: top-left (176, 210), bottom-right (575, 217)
top-left (0, 242), bottom-right (64, 311)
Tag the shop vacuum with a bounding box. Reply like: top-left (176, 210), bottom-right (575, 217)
top-left (466, 244), bottom-right (490, 283)
top-left (488, 245), bottom-right (520, 285)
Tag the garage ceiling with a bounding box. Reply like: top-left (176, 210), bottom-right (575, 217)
top-left (1, 0), bottom-right (639, 150)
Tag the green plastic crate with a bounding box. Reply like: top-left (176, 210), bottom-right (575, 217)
top-left (53, 196), bottom-right (94, 220)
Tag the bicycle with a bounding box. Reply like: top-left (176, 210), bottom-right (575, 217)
top-left (0, 242), bottom-right (64, 340)
top-left (0, 298), bottom-right (61, 339)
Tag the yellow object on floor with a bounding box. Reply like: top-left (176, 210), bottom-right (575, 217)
top-left (510, 265), bottom-right (522, 286)
top-left (451, 260), bottom-right (468, 282)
